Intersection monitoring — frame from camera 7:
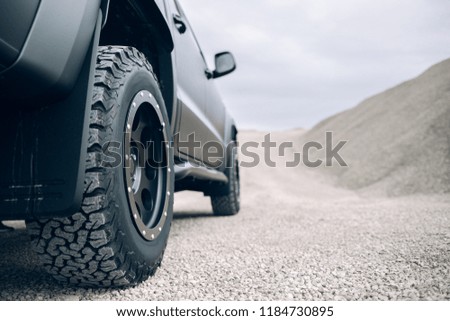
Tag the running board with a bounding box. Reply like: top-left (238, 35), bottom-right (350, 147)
top-left (174, 163), bottom-right (228, 184)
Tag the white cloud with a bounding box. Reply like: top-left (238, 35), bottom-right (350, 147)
top-left (179, 0), bottom-right (450, 129)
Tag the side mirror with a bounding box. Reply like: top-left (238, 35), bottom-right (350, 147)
top-left (212, 52), bottom-right (236, 79)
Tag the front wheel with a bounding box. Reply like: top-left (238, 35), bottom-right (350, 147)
top-left (27, 46), bottom-right (174, 287)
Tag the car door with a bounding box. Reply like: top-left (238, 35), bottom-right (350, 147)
top-left (168, 0), bottom-right (223, 165)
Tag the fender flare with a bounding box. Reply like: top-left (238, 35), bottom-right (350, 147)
top-left (101, 0), bottom-right (174, 53)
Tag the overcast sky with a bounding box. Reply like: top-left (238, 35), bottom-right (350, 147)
top-left (178, 0), bottom-right (450, 130)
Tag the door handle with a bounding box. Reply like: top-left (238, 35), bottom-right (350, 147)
top-left (173, 14), bottom-right (187, 34)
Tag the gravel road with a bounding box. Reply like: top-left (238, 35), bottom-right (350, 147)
top-left (0, 131), bottom-right (449, 300)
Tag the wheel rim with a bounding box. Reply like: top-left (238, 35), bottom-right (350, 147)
top-left (234, 156), bottom-right (240, 203)
top-left (124, 90), bottom-right (170, 241)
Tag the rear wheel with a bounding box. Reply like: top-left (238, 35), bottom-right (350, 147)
top-left (27, 46), bottom-right (174, 287)
top-left (210, 142), bottom-right (240, 216)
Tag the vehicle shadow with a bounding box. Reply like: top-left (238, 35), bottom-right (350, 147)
top-left (0, 212), bottom-right (217, 300)
top-left (173, 211), bottom-right (215, 220)
top-left (0, 228), bottom-right (67, 300)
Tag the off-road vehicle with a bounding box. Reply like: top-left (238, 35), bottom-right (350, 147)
top-left (0, 0), bottom-right (239, 287)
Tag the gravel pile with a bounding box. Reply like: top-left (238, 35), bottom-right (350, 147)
top-left (0, 131), bottom-right (448, 301)
top-left (302, 59), bottom-right (450, 196)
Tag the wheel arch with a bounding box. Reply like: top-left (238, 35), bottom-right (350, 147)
top-left (231, 124), bottom-right (238, 142)
top-left (99, 0), bottom-right (176, 125)
top-left (224, 116), bottom-right (239, 149)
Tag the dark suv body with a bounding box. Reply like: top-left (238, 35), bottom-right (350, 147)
top-left (0, 0), bottom-right (240, 287)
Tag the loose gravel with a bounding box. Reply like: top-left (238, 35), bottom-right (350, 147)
top-left (0, 131), bottom-right (449, 301)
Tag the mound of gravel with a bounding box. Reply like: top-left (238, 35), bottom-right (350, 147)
top-left (302, 59), bottom-right (450, 196)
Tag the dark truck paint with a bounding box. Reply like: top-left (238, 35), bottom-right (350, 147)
top-left (0, 0), bottom-right (237, 220)
top-left (0, 0), bottom-right (239, 287)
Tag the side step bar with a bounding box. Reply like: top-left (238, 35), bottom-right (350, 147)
top-left (174, 163), bottom-right (228, 184)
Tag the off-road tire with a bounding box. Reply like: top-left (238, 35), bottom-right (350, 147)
top-left (210, 142), bottom-right (240, 215)
top-left (27, 46), bottom-right (174, 287)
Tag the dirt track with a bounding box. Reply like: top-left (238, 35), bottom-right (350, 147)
top-left (0, 130), bottom-right (449, 300)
